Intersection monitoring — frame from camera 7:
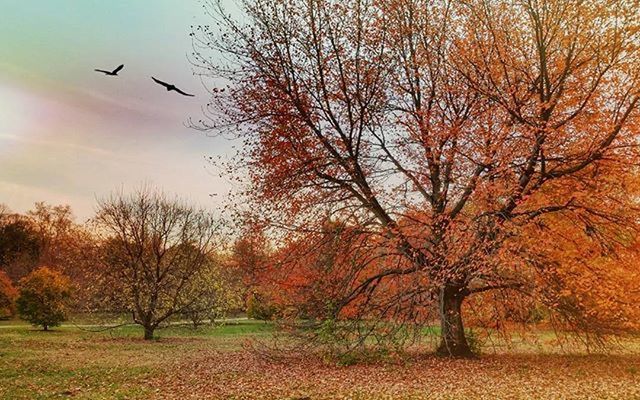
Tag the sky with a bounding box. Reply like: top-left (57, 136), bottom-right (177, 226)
top-left (0, 0), bottom-right (236, 220)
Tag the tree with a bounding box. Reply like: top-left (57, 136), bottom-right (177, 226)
top-left (0, 203), bottom-right (95, 287)
top-left (93, 187), bottom-right (223, 340)
top-left (230, 232), bottom-right (271, 290)
top-left (246, 292), bottom-right (277, 321)
top-left (229, 232), bottom-right (284, 320)
top-left (0, 270), bottom-right (17, 319)
top-left (248, 219), bottom-right (354, 322)
top-left (16, 267), bottom-right (72, 330)
top-left (179, 254), bottom-right (243, 328)
top-left (0, 204), bottom-right (98, 316)
top-left (0, 214), bottom-right (41, 281)
top-left (26, 203), bottom-right (96, 286)
top-left (195, 0), bottom-right (640, 356)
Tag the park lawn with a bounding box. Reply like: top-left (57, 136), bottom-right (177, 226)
top-left (0, 320), bottom-right (272, 399)
top-left (0, 319), bottom-right (639, 399)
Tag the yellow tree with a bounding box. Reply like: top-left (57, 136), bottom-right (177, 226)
top-left (16, 267), bottom-right (72, 331)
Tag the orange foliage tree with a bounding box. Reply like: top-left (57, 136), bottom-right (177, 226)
top-left (16, 267), bottom-right (72, 331)
top-left (229, 232), bottom-right (277, 319)
top-left (0, 203), bottom-right (95, 287)
top-left (0, 270), bottom-right (17, 319)
top-left (195, 0), bottom-right (640, 356)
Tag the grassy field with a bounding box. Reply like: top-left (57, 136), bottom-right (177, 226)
top-left (1, 319), bottom-right (640, 399)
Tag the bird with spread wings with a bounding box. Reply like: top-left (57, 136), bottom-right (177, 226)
top-left (95, 64), bottom-right (124, 76)
top-left (151, 77), bottom-right (195, 97)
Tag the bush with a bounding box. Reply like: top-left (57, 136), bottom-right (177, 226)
top-left (246, 292), bottom-right (276, 321)
top-left (16, 267), bottom-right (71, 330)
top-left (0, 271), bottom-right (17, 319)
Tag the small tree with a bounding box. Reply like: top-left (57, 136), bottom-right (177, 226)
top-left (94, 187), bottom-right (223, 340)
top-left (180, 255), bottom-right (243, 328)
top-left (246, 291), bottom-right (276, 321)
top-left (0, 270), bottom-right (17, 319)
top-left (16, 267), bottom-right (71, 330)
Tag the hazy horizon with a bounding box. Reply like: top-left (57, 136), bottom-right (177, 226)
top-left (0, 0), bottom-right (234, 220)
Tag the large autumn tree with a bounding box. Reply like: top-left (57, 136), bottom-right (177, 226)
top-left (195, 0), bottom-right (640, 356)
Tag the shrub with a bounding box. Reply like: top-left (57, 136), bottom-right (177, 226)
top-left (16, 267), bottom-right (71, 330)
top-left (246, 292), bottom-right (276, 321)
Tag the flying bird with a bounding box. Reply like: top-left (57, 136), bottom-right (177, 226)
top-left (151, 77), bottom-right (195, 97)
top-left (94, 64), bottom-right (124, 76)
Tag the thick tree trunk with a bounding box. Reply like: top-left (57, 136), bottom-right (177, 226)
top-left (436, 285), bottom-right (474, 357)
top-left (43, 325), bottom-right (48, 331)
top-left (143, 325), bottom-right (155, 340)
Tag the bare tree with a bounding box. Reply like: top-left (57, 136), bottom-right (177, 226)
top-left (93, 187), bottom-right (222, 340)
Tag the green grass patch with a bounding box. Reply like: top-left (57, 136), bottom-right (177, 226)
top-left (0, 319), bottom-right (273, 399)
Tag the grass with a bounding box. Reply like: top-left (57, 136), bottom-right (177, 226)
top-left (1, 319), bottom-right (639, 399)
top-left (0, 319), bottom-right (271, 399)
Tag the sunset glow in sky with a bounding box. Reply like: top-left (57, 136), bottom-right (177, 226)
top-left (0, 1), bottom-right (232, 219)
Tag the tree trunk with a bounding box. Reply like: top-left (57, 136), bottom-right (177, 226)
top-left (143, 325), bottom-right (155, 340)
top-left (43, 324), bottom-right (48, 331)
top-left (436, 285), bottom-right (474, 357)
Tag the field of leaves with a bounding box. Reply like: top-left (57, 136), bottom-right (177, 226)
top-left (1, 320), bottom-right (639, 399)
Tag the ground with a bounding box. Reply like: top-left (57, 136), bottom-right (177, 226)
top-left (1, 319), bottom-right (639, 399)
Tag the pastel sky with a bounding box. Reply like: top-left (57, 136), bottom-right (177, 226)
top-left (0, 0), bottom-right (235, 220)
